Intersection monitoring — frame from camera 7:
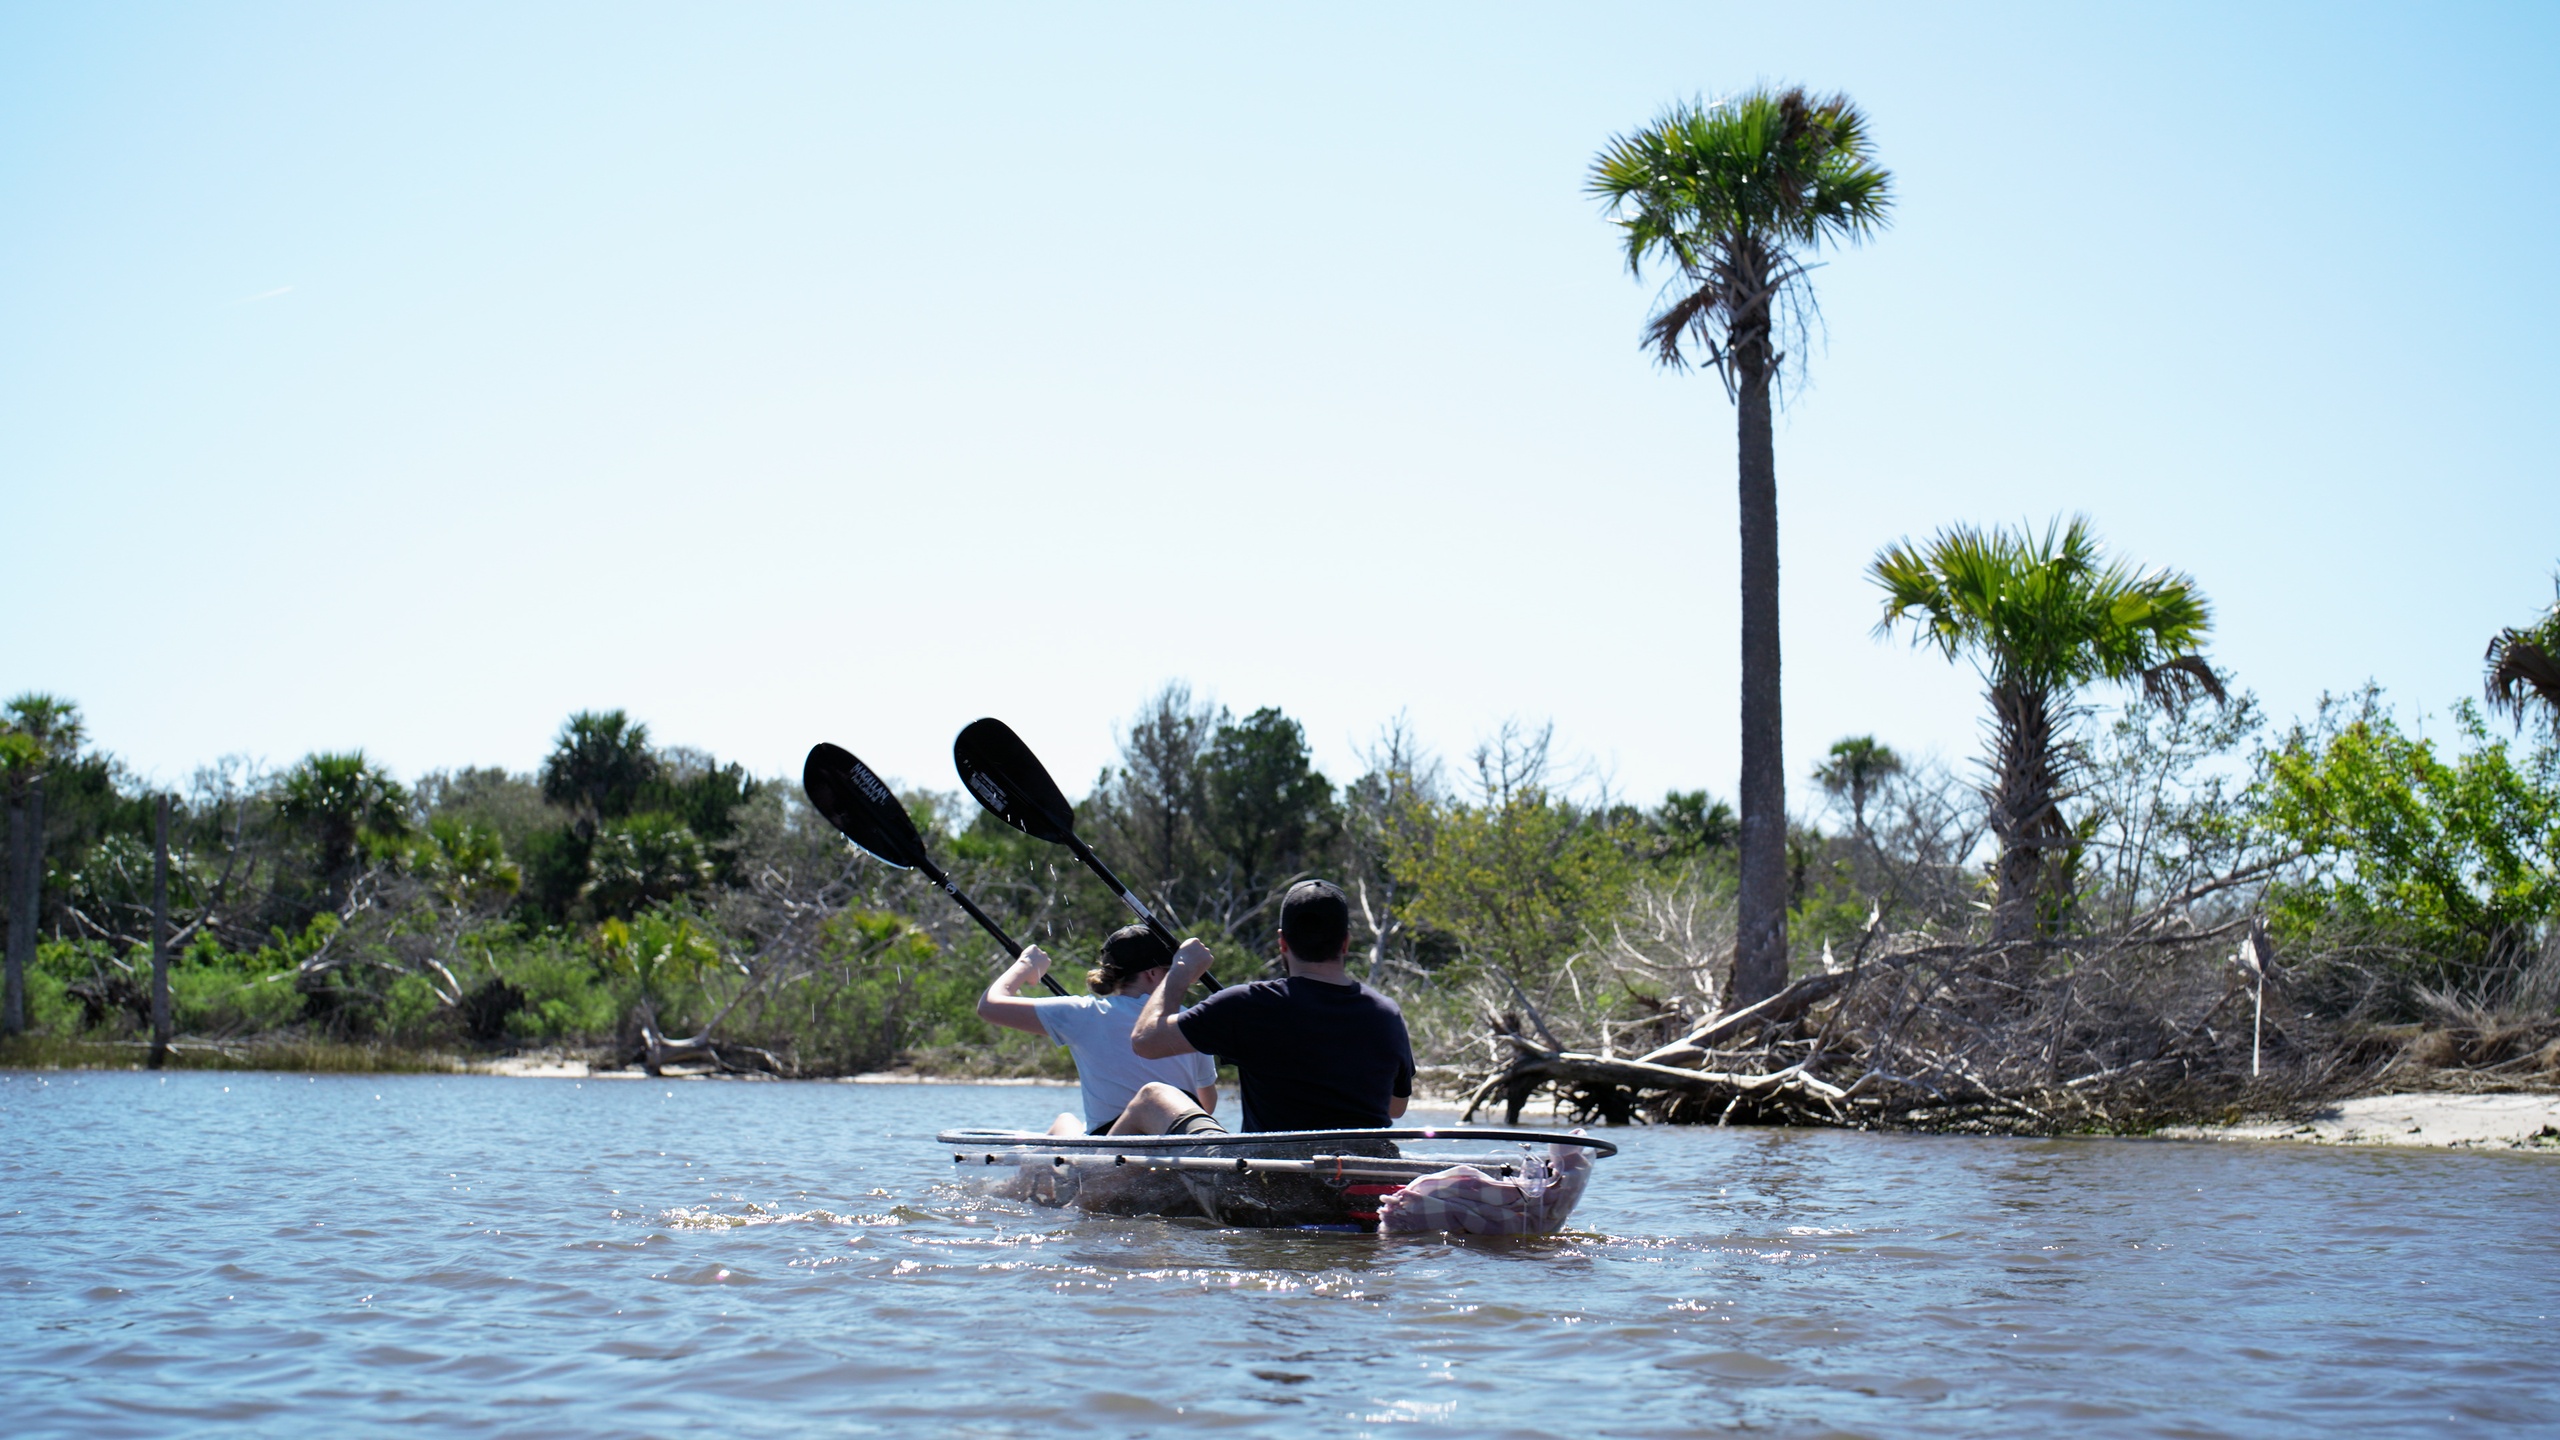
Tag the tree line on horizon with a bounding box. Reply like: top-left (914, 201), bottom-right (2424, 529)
top-left (1, 536), bottom-right (2552, 1081)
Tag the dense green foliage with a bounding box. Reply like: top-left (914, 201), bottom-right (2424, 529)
top-left (5, 630), bottom-right (2556, 1072)
top-left (2258, 693), bottom-right (2560, 1008)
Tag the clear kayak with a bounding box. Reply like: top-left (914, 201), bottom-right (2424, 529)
top-left (937, 1126), bottom-right (1617, 1233)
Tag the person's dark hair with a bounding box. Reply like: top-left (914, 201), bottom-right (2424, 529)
top-left (1087, 924), bottom-right (1172, 994)
top-left (1278, 880), bottom-right (1352, 965)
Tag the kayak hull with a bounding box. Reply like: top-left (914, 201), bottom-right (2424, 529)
top-left (937, 1126), bottom-right (1615, 1232)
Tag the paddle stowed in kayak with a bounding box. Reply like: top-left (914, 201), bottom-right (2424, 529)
top-left (938, 1126), bottom-right (1617, 1234)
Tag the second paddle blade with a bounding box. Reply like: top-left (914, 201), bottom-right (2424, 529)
top-left (802, 742), bottom-right (932, 870)
top-left (952, 717), bottom-right (1077, 844)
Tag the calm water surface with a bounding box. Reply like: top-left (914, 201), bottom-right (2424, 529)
top-left (4, 1071), bottom-right (2554, 1437)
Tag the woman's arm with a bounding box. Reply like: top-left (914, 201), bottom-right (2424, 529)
top-left (976, 946), bottom-right (1056, 1036)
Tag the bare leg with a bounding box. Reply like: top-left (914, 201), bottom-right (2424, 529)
top-left (1046, 1112), bottom-right (1085, 1136)
top-left (1107, 1081), bottom-right (1219, 1136)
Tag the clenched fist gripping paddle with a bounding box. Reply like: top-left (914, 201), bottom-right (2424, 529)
top-left (952, 717), bottom-right (1223, 994)
top-left (801, 742), bottom-right (1066, 996)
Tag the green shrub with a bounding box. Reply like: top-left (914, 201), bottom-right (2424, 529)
top-left (170, 964), bottom-right (305, 1035)
top-left (25, 965), bottom-right (79, 1035)
top-left (742, 909), bottom-right (999, 1073)
top-left (2257, 692), bottom-right (2560, 1010)
top-left (1395, 790), bottom-right (1636, 985)
top-left (498, 938), bottom-right (622, 1040)
top-left (382, 973), bottom-right (446, 1041)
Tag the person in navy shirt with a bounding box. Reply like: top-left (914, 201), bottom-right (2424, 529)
top-left (1123, 880), bottom-right (1414, 1134)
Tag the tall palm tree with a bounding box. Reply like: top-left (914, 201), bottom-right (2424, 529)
top-left (1589, 88), bottom-right (1892, 1005)
top-left (1815, 735), bottom-right (1902, 835)
top-left (2485, 574), bottom-right (2560, 734)
top-left (1870, 518), bottom-right (2221, 943)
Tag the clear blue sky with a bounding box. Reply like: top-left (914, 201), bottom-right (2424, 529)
top-left (6, 3), bottom-right (2556, 808)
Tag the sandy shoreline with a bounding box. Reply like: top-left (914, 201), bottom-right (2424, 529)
top-left (2156, 1092), bottom-right (2560, 1153)
top-left (465, 1055), bottom-right (1481, 1113)
top-left (465, 1059), bottom-right (2560, 1150)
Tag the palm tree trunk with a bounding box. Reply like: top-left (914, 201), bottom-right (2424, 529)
top-left (151, 794), bottom-right (172, 1067)
top-left (4, 782), bottom-right (39, 1034)
top-left (1987, 679), bottom-right (2063, 944)
top-left (1732, 351), bottom-right (1788, 1005)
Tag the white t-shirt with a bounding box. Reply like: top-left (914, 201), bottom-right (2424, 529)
top-left (1035, 994), bottom-right (1218, 1131)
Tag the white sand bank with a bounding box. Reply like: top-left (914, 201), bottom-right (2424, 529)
top-left (471, 1056), bottom-right (639, 1079)
top-left (2159, 1092), bottom-right (2560, 1152)
top-left (463, 1057), bottom-right (1083, 1084)
top-left (464, 1058), bottom-right (1482, 1116)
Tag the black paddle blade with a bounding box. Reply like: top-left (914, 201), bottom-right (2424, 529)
top-left (952, 718), bottom-right (1076, 844)
top-left (802, 743), bottom-right (931, 870)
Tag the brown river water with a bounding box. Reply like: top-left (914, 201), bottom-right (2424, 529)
top-left (4, 1071), bottom-right (2554, 1437)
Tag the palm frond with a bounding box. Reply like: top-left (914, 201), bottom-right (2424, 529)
top-left (1868, 516), bottom-right (2221, 704)
top-left (2482, 575), bottom-right (2560, 731)
top-left (1641, 281), bottom-right (1722, 371)
top-left (2485, 633), bottom-right (2560, 726)
top-left (2139, 655), bottom-right (2228, 715)
top-left (1588, 86), bottom-right (1893, 390)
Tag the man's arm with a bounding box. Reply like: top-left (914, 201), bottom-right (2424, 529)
top-left (1386, 1025), bottom-right (1414, 1120)
top-left (1195, 1084), bottom-right (1218, 1114)
top-left (976, 946), bottom-right (1056, 1037)
top-left (1129, 938), bottom-right (1215, 1058)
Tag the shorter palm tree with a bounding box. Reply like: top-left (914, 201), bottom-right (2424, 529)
top-left (541, 711), bottom-right (657, 835)
top-left (2485, 574), bottom-right (2560, 734)
top-left (1871, 518), bottom-right (2221, 942)
top-left (2, 694), bottom-right (84, 767)
top-left (275, 752), bottom-right (411, 905)
top-left (1815, 736), bottom-right (1902, 834)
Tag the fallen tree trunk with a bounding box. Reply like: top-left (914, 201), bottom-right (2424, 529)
top-left (1637, 971), bottom-right (1851, 1067)
top-left (1464, 1047), bottom-right (1856, 1126)
top-left (631, 982), bottom-right (788, 1078)
top-left (633, 1013), bottom-right (787, 1077)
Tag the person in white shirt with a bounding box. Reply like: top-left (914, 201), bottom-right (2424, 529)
top-left (976, 925), bottom-right (1218, 1135)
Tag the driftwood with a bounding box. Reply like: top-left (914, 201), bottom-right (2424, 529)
top-left (633, 1012), bottom-right (786, 1077)
top-left (630, 967), bottom-right (789, 1078)
top-left (1464, 1047), bottom-right (1853, 1125)
top-left (1457, 917), bottom-right (2372, 1135)
top-left (1637, 971), bottom-right (1852, 1066)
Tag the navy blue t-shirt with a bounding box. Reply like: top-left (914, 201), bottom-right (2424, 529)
top-left (1174, 976), bottom-right (1415, 1132)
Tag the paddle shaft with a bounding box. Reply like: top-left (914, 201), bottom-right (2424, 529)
top-left (916, 856), bottom-right (1067, 997)
top-left (1062, 834), bottom-right (1223, 993)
